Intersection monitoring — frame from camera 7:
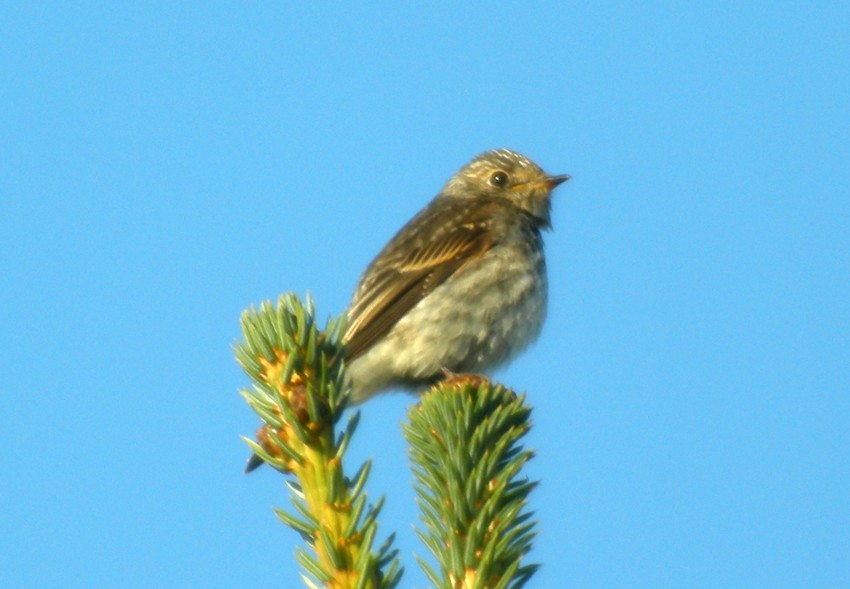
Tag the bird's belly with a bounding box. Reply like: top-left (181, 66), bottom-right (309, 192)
top-left (389, 244), bottom-right (547, 377)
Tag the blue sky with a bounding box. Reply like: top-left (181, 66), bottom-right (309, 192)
top-left (1, 3), bottom-right (848, 588)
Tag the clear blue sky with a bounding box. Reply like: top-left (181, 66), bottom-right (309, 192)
top-left (2, 3), bottom-right (848, 588)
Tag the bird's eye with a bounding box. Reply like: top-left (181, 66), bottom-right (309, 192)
top-left (489, 170), bottom-right (509, 188)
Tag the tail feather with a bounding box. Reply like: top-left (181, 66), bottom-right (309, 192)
top-left (244, 453), bottom-right (265, 473)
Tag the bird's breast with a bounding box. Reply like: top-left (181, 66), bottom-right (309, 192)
top-left (392, 228), bottom-right (547, 374)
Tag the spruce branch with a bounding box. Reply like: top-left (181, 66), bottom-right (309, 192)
top-left (404, 377), bottom-right (539, 589)
top-left (235, 293), bottom-right (401, 589)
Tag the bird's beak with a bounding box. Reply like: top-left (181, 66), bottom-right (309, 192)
top-left (515, 174), bottom-right (572, 193)
top-left (546, 174), bottom-right (571, 189)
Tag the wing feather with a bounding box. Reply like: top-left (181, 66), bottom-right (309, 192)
top-left (344, 218), bottom-right (494, 361)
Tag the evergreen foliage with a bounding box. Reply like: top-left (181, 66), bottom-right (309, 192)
top-left (235, 294), bottom-right (401, 589)
top-left (404, 379), bottom-right (538, 589)
top-left (236, 293), bottom-right (538, 588)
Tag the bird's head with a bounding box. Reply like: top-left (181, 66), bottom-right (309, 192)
top-left (441, 148), bottom-right (570, 228)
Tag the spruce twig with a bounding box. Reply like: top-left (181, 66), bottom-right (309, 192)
top-left (404, 377), bottom-right (539, 589)
top-left (235, 293), bottom-right (401, 589)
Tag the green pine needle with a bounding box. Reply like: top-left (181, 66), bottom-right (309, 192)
top-left (404, 380), bottom-right (539, 588)
top-left (236, 293), bottom-right (400, 589)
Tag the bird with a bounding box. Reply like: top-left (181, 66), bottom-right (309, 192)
top-left (245, 148), bottom-right (569, 472)
top-left (342, 148), bottom-right (569, 404)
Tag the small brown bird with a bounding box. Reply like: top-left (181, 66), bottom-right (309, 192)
top-left (343, 148), bottom-right (569, 403)
top-left (245, 149), bottom-right (568, 472)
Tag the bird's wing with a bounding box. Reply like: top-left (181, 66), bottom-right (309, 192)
top-left (344, 221), bottom-right (494, 361)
